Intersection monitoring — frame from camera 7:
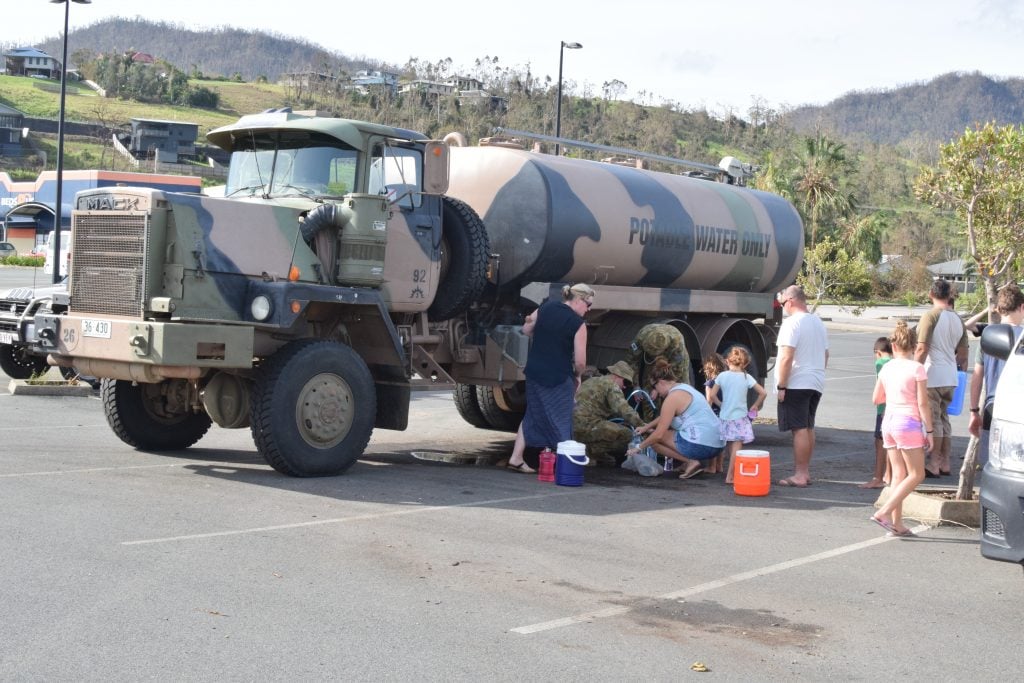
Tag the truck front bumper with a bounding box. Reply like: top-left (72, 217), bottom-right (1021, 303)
top-left (35, 313), bottom-right (255, 379)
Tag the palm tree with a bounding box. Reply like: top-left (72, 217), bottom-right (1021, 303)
top-left (793, 133), bottom-right (857, 247)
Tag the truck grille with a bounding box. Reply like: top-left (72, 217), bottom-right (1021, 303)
top-left (70, 212), bottom-right (149, 317)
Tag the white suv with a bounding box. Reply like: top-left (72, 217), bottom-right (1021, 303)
top-left (980, 324), bottom-right (1024, 570)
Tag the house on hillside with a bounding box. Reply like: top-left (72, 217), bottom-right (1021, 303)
top-left (399, 80), bottom-right (456, 97)
top-left (456, 90), bottom-right (508, 113)
top-left (928, 257), bottom-right (976, 294)
top-left (126, 118), bottom-right (200, 163)
top-left (348, 70), bottom-right (399, 95)
top-left (0, 104), bottom-right (26, 155)
top-left (3, 47), bottom-right (61, 79)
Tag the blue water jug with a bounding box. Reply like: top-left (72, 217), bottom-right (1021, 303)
top-left (947, 370), bottom-right (968, 416)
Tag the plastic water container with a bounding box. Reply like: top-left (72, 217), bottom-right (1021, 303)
top-left (555, 440), bottom-right (589, 487)
top-left (733, 449), bottom-right (771, 497)
top-left (537, 448), bottom-right (556, 482)
top-left (947, 370), bottom-right (968, 416)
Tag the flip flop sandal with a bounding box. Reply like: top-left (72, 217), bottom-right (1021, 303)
top-left (679, 465), bottom-right (704, 480)
top-left (870, 516), bottom-right (896, 533)
top-left (887, 528), bottom-right (916, 538)
top-left (507, 462), bottom-right (536, 474)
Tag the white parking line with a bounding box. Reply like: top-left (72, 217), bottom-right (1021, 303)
top-left (511, 523), bottom-right (929, 634)
top-left (122, 489), bottom-right (586, 546)
top-left (0, 463), bottom-right (183, 478)
top-left (0, 422), bottom-right (107, 432)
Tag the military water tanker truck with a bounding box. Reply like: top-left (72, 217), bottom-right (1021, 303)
top-left (35, 109), bottom-right (802, 476)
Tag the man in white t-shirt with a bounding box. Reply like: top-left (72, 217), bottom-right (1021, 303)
top-left (774, 285), bottom-right (830, 487)
top-left (914, 278), bottom-right (969, 477)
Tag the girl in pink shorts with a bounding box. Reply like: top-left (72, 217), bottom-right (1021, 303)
top-left (870, 321), bottom-right (934, 537)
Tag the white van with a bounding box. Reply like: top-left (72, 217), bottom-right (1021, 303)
top-left (43, 230), bottom-right (71, 277)
top-left (979, 324), bottom-right (1024, 569)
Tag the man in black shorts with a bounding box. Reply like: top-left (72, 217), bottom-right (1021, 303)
top-left (774, 286), bottom-right (830, 487)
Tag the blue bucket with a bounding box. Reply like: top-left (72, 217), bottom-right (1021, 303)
top-left (555, 440), bottom-right (589, 486)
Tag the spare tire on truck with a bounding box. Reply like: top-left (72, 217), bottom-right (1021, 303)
top-left (428, 196), bottom-right (490, 321)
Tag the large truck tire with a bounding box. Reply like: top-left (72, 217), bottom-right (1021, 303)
top-left (429, 197), bottom-right (490, 321)
top-left (0, 343), bottom-right (50, 379)
top-left (102, 379), bottom-right (213, 450)
top-left (475, 385), bottom-right (523, 432)
top-left (453, 383), bottom-right (490, 429)
top-left (250, 339), bottom-right (375, 477)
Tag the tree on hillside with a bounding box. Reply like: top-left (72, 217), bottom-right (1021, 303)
top-left (841, 211), bottom-right (886, 264)
top-left (915, 122), bottom-right (1024, 311)
top-left (792, 133), bottom-right (857, 247)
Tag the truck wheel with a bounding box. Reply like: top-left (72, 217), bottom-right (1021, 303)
top-left (0, 343), bottom-right (50, 379)
top-left (250, 339), bottom-right (375, 477)
top-left (453, 383), bottom-right (490, 428)
top-left (102, 379), bottom-right (213, 450)
top-left (475, 385), bottom-right (523, 432)
top-left (429, 197), bottom-right (490, 321)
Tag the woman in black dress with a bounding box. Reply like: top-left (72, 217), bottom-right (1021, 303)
top-left (507, 283), bottom-right (594, 472)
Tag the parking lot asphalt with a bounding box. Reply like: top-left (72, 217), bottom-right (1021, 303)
top-left (1, 268), bottom-right (1019, 680)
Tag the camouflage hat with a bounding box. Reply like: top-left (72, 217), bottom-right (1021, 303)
top-left (640, 325), bottom-right (674, 355)
top-left (606, 360), bottom-right (635, 383)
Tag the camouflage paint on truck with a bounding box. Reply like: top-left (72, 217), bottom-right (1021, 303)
top-left (445, 146), bottom-right (802, 293)
top-left (35, 110), bottom-right (801, 477)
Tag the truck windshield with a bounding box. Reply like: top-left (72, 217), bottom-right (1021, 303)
top-left (225, 131), bottom-right (358, 199)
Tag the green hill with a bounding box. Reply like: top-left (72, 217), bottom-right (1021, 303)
top-left (788, 71), bottom-right (1024, 146)
top-left (39, 16), bottom-right (383, 82)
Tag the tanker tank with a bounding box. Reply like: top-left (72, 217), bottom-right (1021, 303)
top-left (445, 146), bottom-right (803, 294)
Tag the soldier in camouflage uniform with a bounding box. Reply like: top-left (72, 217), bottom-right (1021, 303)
top-left (626, 323), bottom-right (690, 420)
top-left (573, 361), bottom-right (643, 465)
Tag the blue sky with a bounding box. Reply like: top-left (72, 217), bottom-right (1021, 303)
top-left (3, 0), bottom-right (1023, 115)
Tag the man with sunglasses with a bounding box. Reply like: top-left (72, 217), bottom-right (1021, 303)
top-left (774, 285), bottom-right (829, 487)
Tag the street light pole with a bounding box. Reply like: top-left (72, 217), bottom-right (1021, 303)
top-left (49, 0), bottom-right (90, 284)
top-left (554, 41), bottom-right (582, 157)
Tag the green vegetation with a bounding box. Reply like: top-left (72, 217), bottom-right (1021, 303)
top-left (916, 122), bottom-right (1024, 307)
top-left (0, 75), bottom-right (236, 130)
top-left (0, 255), bottom-right (45, 267)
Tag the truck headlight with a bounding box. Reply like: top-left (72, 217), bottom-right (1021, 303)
top-left (990, 421), bottom-right (1024, 474)
top-left (251, 295), bottom-right (272, 321)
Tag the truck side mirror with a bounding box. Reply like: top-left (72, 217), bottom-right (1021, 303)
top-left (423, 142), bottom-right (449, 195)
